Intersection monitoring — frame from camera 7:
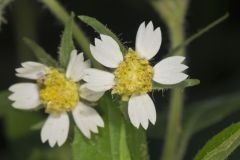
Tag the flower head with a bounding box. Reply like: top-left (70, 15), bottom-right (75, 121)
top-left (39, 68), bottom-right (79, 113)
top-left (112, 48), bottom-right (153, 101)
top-left (83, 21), bottom-right (188, 129)
top-left (9, 50), bottom-right (104, 147)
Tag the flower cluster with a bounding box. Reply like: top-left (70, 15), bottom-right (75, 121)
top-left (8, 21), bottom-right (188, 147)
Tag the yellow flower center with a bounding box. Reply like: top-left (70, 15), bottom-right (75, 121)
top-left (39, 68), bottom-right (79, 114)
top-left (112, 48), bottom-right (153, 101)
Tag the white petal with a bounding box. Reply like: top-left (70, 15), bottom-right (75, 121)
top-left (15, 61), bottom-right (48, 80)
top-left (8, 83), bottom-right (40, 110)
top-left (72, 102), bottom-right (104, 138)
top-left (135, 21), bottom-right (162, 60)
top-left (128, 94), bottom-right (156, 130)
top-left (83, 68), bottom-right (115, 92)
top-left (90, 34), bottom-right (123, 68)
top-left (153, 56), bottom-right (188, 85)
top-left (79, 84), bottom-right (104, 102)
top-left (41, 113), bottom-right (69, 147)
top-left (66, 50), bottom-right (90, 82)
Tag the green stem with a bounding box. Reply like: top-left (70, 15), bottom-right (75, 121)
top-left (162, 89), bottom-right (184, 160)
top-left (168, 24), bottom-right (185, 56)
top-left (168, 13), bottom-right (229, 56)
top-left (41, 0), bottom-right (101, 68)
top-left (160, 6), bottom-right (186, 160)
top-left (173, 13), bottom-right (229, 160)
top-left (155, 4), bottom-right (229, 160)
top-left (175, 116), bottom-right (198, 160)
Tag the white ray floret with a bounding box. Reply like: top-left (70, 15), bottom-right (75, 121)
top-left (41, 113), bottom-right (70, 147)
top-left (90, 34), bottom-right (123, 68)
top-left (72, 102), bottom-right (104, 138)
top-left (8, 83), bottom-right (41, 109)
top-left (153, 56), bottom-right (188, 85)
top-left (128, 94), bottom-right (156, 129)
top-left (79, 84), bottom-right (105, 102)
top-left (66, 50), bottom-right (90, 82)
top-left (15, 61), bottom-right (48, 80)
top-left (83, 68), bottom-right (115, 92)
top-left (135, 21), bottom-right (162, 60)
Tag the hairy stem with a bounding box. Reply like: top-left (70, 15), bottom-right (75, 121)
top-left (161, 19), bottom-right (186, 159)
top-left (174, 13), bottom-right (229, 160)
top-left (169, 13), bottom-right (229, 56)
top-left (163, 89), bottom-right (184, 160)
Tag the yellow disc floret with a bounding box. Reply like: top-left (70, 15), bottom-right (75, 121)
top-left (39, 68), bottom-right (79, 114)
top-left (112, 48), bottom-right (153, 101)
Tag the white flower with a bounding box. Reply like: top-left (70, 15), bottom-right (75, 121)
top-left (83, 21), bottom-right (188, 129)
top-left (9, 50), bottom-right (104, 147)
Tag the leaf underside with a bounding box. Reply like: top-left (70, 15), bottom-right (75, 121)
top-left (194, 122), bottom-right (240, 160)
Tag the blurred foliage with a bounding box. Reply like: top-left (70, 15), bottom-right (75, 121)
top-left (149, 0), bottom-right (189, 56)
top-left (0, 0), bottom-right (12, 29)
top-left (0, 90), bottom-right (43, 139)
top-left (183, 93), bottom-right (240, 135)
top-left (28, 145), bottom-right (71, 160)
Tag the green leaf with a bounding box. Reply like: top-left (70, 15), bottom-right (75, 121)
top-left (6, 109), bottom-right (43, 140)
top-left (125, 123), bottom-right (149, 160)
top-left (72, 95), bottom-right (148, 160)
top-left (152, 79), bottom-right (200, 90)
top-left (79, 15), bottom-right (126, 53)
top-left (28, 145), bottom-right (71, 160)
top-left (24, 38), bottom-right (57, 66)
top-left (194, 122), bottom-right (240, 160)
top-left (59, 14), bottom-right (74, 68)
top-left (0, 0), bottom-right (13, 29)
